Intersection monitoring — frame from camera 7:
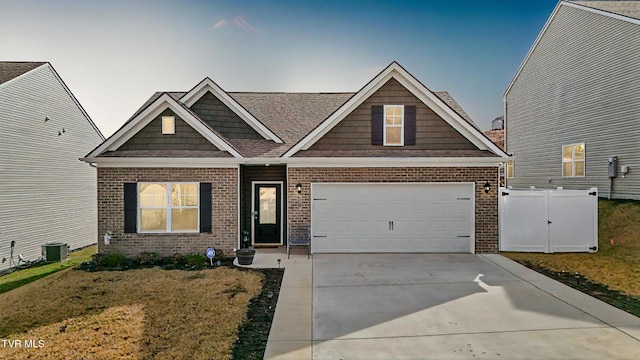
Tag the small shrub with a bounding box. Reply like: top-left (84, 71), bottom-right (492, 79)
top-left (183, 253), bottom-right (207, 267)
top-left (133, 252), bottom-right (161, 267)
top-left (92, 253), bottom-right (127, 268)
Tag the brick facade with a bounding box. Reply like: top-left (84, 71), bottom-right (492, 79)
top-left (287, 167), bottom-right (499, 254)
top-left (97, 166), bottom-right (498, 256)
top-left (97, 167), bottom-right (238, 257)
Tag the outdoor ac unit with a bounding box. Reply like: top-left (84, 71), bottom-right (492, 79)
top-left (42, 242), bottom-right (68, 262)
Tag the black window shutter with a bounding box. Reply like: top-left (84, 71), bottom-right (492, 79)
top-left (371, 105), bottom-right (384, 145)
top-left (123, 183), bottom-right (137, 233)
top-left (404, 105), bottom-right (416, 145)
top-left (200, 182), bottom-right (212, 233)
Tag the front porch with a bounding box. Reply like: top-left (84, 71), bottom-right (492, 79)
top-left (240, 164), bottom-right (288, 247)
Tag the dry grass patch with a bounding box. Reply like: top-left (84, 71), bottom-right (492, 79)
top-left (503, 199), bottom-right (640, 296)
top-left (0, 267), bottom-right (262, 360)
top-left (1, 305), bottom-right (144, 360)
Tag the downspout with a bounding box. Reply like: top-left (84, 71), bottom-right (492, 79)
top-left (503, 94), bottom-right (508, 188)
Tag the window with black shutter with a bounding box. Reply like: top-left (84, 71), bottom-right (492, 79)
top-left (123, 183), bottom-right (137, 233)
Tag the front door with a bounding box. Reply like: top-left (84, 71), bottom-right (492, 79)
top-left (253, 183), bottom-right (282, 245)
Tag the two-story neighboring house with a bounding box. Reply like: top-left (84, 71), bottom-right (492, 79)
top-left (504, 1), bottom-right (640, 199)
top-left (82, 62), bottom-right (508, 257)
top-left (0, 62), bottom-right (104, 270)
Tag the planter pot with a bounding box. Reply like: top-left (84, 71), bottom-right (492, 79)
top-left (236, 248), bottom-right (256, 265)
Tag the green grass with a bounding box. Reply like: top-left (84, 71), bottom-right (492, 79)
top-left (0, 245), bottom-right (96, 294)
top-left (503, 199), bottom-right (640, 296)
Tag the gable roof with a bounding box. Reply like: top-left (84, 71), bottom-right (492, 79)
top-left (0, 61), bottom-right (46, 85)
top-left (85, 93), bottom-right (242, 158)
top-left (505, 1), bottom-right (640, 97)
top-left (180, 78), bottom-right (283, 143)
top-left (282, 62), bottom-right (506, 158)
top-left (86, 61), bottom-right (506, 161)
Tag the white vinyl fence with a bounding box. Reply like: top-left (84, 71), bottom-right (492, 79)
top-left (499, 187), bottom-right (598, 253)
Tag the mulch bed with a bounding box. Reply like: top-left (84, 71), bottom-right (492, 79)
top-left (232, 268), bottom-right (283, 360)
top-left (518, 260), bottom-right (640, 317)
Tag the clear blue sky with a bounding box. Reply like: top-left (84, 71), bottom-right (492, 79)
top-left (1, 0), bottom-right (559, 136)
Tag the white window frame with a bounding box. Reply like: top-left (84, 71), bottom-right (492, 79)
top-left (383, 105), bottom-right (404, 146)
top-left (562, 143), bottom-right (586, 178)
top-left (162, 116), bottom-right (175, 135)
top-left (138, 182), bottom-right (200, 233)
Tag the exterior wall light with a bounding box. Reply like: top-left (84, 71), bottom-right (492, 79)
top-left (484, 181), bottom-right (491, 193)
top-left (296, 183), bottom-right (302, 194)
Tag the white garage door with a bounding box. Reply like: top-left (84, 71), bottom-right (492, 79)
top-left (311, 183), bottom-right (474, 253)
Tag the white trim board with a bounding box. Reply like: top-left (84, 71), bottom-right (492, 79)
top-left (84, 93), bottom-right (242, 158)
top-left (283, 62), bottom-right (508, 158)
top-left (82, 156), bottom-right (508, 168)
top-left (180, 77), bottom-right (283, 143)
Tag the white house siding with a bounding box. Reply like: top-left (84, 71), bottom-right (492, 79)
top-left (505, 4), bottom-right (640, 199)
top-left (0, 64), bottom-right (103, 269)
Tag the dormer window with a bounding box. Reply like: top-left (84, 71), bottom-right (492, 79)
top-left (162, 116), bottom-right (175, 135)
top-left (384, 105), bottom-right (404, 146)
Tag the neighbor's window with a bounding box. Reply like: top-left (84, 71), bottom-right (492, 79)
top-left (139, 182), bottom-right (199, 232)
top-left (507, 160), bottom-right (514, 179)
top-left (384, 105), bottom-right (404, 146)
top-left (162, 116), bottom-right (175, 134)
top-left (562, 143), bottom-right (585, 177)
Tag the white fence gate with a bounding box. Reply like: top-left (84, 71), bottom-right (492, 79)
top-left (499, 187), bottom-right (598, 253)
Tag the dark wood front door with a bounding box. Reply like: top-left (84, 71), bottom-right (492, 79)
top-left (253, 183), bottom-right (282, 244)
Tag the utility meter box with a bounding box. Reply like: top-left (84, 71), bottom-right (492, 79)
top-left (42, 242), bottom-right (68, 262)
top-left (608, 156), bottom-right (618, 178)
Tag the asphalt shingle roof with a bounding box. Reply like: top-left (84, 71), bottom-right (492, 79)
top-left (571, 1), bottom-right (640, 20)
top-left (115, 86), bottom-right (482, 158)
top-left (0, 62), bottom-right (45, 85)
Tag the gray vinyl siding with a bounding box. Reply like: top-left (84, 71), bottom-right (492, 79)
top-left (505, 4), bottom-right (640, 199)
top-left (0, 64), bottom-right (103, 269)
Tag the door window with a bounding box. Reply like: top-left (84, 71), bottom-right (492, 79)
top-left (259, 187), bottom-right (277, 224)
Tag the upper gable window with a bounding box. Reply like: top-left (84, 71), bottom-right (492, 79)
top-left (384, 105), bottom-right (404, 146)
top-left (562, 143), bottom-right (585, 177)
top-left (162, 116), bottom-right (175, 135)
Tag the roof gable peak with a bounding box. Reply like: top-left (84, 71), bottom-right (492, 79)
top-left (84, 93), bottom-right (242, 159)
top-left (282, 61), bottom-right (506, 158)
top-left (180, 77), bottom-right (283, 143)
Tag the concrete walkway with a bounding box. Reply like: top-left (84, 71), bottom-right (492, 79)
top-left (235, 248), bottom-right (313, 359)
top-left (245, 251), bottom-right (640, 360)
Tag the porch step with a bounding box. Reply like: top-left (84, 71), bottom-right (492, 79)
top-left (288, 244), bottom-right (310, 256)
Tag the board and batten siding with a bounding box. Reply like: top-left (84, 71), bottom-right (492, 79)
top-left (505, 4), bottom-right (640, 199)
top-left (0, 64), bottom-right (103, 269)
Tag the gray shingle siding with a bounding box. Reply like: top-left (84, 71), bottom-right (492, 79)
top-left (505, 3), bottom-right (640, 199)
top-left (0, 64), bottom-right (104, 269)
top-left (191, 91), bottom-right (262, 139)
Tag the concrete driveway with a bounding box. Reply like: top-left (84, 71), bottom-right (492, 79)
top-left (311, 254), bottom-right (640, 359)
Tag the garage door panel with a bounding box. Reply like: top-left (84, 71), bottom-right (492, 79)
top-left (311, 183), bottom-right (474, 253)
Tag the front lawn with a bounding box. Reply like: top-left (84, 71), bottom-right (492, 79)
top-left (0, 266), bottom-right (262, 360)
top-left (0, 245), bottom-right (96, 295)
top-left (503, 198), bottom-right (640, 302)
